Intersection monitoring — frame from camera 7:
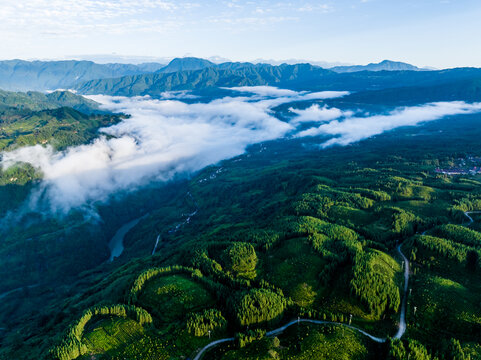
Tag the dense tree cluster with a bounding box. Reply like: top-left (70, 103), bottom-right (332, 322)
top-left (387, 339), bottom-right (439, 360)
top-left (451, 196), bottom-right (481, 213)
top-left (236, 329), bottom-right (266, 348)
top-left (351, 187), bottom-right (392, 202)
top-left (50, 305), bottom-right (152, 360)
top-left (186, 309), bottom-right (227, 337)
top-left (350, 250), bottom-right (401, 317)
top-left (413, 235), bottom-right (469, 263)
top-left (222, 242), bottom-right (258, 279)
top-left (234, 288), bottom-right (287, 326)
top-left (193, 251), bottom-right (223, 275)
top-left (291, 283), bottom-right (316, 307)
top-left (412, 234), bottom-right (481, 273)
top-left (447, 338), bottom-right (470, 360)
top-left (293, 185), bottom-right (376, 220)
top-left (433, 225), bottom-right (481, 248)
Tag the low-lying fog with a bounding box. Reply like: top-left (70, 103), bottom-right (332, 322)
top-left (2, 86), bottom-right (481, 213)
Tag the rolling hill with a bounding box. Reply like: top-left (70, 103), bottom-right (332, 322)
top-left (0, 89), bottom-right (100, 113)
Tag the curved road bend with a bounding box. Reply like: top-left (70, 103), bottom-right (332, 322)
top-left (465, 211), bottom-right (481, 225)
top-left (193, 338), bottom-right (235, 360)
top-left (394, 244), bottom-right (409, 339)
top-left (192, 244), bottom-right (411, 359)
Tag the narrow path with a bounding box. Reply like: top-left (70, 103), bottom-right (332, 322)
top-left (394, 244), bottom-right (409, 339)
top-left (266, 319), bottom-right (386, 343)
top-left (192, 245), bottom-right (411, 359)
top-left (152, 235), bottom-right (160, 255)
top-left (464, 211), bottom-right (481, 225)
top-left (193, 338), bottom-right (235, 360)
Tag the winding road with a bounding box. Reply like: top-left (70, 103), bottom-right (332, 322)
top-left (192, 245), bottom-right (410, 359)
top-left (464, 211), bottom-right (481, 225)
top-left (394, 244), bottom-right (409, 340)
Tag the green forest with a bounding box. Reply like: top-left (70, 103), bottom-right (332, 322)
top-left (1, 86), bottom-right (481, 360)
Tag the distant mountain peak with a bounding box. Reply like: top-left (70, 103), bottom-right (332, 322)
top-left (157, 57), bottom-right (216, 73)
top-left (330, 60), bottom-right (424, 73)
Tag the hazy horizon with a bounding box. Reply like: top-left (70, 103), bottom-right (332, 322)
top-left (0, 55), bottom-right (434, 69)
top-left (2, 0), bottom-right (480, 69)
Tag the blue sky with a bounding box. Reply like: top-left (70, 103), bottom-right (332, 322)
top-left (2, 0), bottom-right (480, 68)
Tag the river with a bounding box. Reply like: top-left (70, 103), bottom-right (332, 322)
top-left (108, 215), bottom-right (147, 262)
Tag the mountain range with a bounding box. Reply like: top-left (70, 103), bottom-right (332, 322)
top-left (1, 57), bottom-right (480, 106)
top-left (0, 60), bottom-right (166, 92)
top-left (329, 59), bottom-right (425, 73)
top-left (0, 57), bottom-right (433, 93)
top-left (73, 61), bottom-right (481, 104)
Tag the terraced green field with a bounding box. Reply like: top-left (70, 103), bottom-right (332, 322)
top-left (82, 318), bottom-right (144, 355)
top-left (137, 274), bottom-right (216, 324)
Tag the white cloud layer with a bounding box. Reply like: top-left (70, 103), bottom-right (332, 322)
top-left (289, 104), bottom-right (353, 124)
top-left (0, 88), bottom-right (342, 212)
top-left (2, 89), bottom-right (481, 214)
top-left (296, 101), bottom-right (481, 146)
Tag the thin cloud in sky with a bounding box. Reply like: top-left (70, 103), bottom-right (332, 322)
top-left (0, 0), bottom-right (185, 37)
top-left (1, 0), bottom-right (480, 67)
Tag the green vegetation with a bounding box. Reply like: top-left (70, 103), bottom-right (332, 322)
top-left (0, 106), bottom-right (122, 151)
top-left (186, 309), bottom-right (227, 337)
top-left (0, 89), bottom-right (100, 112)
top-left (18, 136), bottom-right (479, 359)
top-left (74, 61), bottom-right (481, 103)
top-left (432, 224), bottom-right (481, 248)
top-left (38, 143), bottom-right (481, 359)
top-left (213, 324), bottom-right (380, 360)
top-left (2, 86), bottom-right (481, 360)
top-left (234, 288), bottom-right (287, 326)
top-left (137, 274), bottom-right (215, 323)
top-left (51, 305), bottom-right (152, 360)
top-left (350, 250), bottom-right (401, 318)
top-left (222, 242), bottom-right (258, 279)
top-left (387, 339), bottom-right (439, 360)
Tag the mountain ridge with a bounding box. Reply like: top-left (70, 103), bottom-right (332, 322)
top-left (73, 64), bottom-right (481, 101)
top-left (0, 59), bottom-right (165, 92)
top-left (330, 60), bottom-right (425, 73)
top-left (0, 57), bottom-right (431, 93)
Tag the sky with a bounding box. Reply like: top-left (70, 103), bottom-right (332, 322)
top-left (1, 0), bottom-right (481, 68)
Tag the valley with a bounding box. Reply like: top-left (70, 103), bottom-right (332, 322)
top-left (0, 58), bottom-right (480, 360)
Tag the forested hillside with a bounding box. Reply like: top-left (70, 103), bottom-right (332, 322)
top-left (1, 103), bottom-right (480, 359)
top-left (1, 61), bottom-right (481, 359)
top-left (0, 89), bottom-right (101, 112)
top-left (74, 64), bottom-right (481, 98)
top-left (0, 106), bottom-right (121, 151)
